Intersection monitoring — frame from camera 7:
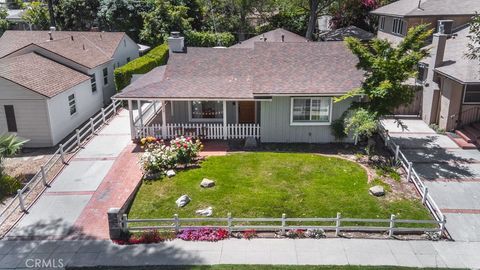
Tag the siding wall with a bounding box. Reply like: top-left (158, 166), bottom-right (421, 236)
top-left (0, 78), bottom-right (52, 147)
top-left (260, 96), bottom-right (353, 143)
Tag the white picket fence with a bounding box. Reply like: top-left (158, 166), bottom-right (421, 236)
top-left (0, 100), bottom-right (122, 234)
top-left (134, 123), bottom-right (261, 140)
top-left (378, 124), bottom-right (446, 227)
top-left (121, 212), bottom-right (444, 237)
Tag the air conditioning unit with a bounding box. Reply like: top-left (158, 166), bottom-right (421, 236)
top-left (438, 20), bottom-right (453, 35)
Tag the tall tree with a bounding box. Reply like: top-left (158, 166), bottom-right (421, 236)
top-left (47, 0), bottom-right (55, 27)
top-left (0, 8), bottom-right (8, 37)
top-left (22, 2), bottom-right (50, 30)
top-left (54, 0), bottom-right (99, 30)
top-left (336, 24), bottom-right (432, 140)
top-left (304, 0), bottom-right (335, 40)
top-left (466, 13), bottom-right (480, 62)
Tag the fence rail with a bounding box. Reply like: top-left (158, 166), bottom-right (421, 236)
top-left (0, 100), bottom-right (123, 233)
top-left (134, 123), bottom-right (261, 140)
top-left (122, 212), bottom-right (444, 237)
top-left (378, 123), bottom-right (446, 231)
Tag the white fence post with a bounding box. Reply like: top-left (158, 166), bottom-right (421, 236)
top-left (17, 189), bottom-right (26, 212)
top-left (101, 108), bottom-right (106, 124)
top-left (389, 214), bottom-right (396, 237)
top-left (112, 101), bottom-right (117, 115)
top-left (335, 212), bottom-right (341, 237)
top-left (174, 214), bottom-right (180, 233)
top-left (76, 129), bottom-right (81, 147)
top-left (407, 162), bottom-right (413, 182)
top-left (440, 214), bottom-right (446, 234)
top-left (394, 145), bottom-right (400, 161)
top-left (59, 144), bottom-right (66, 164)
top-left (40, 165), bottom-right (48, 186)
top-left (227, 212), bottom-right (232, 234)
top-left (422, 186), bottom-right (428, 204)
top-left (122, 214), bottom-right (128, 233)
top-left (90, 118), bottom-right (95, 135)
top-left (281, 213), bottom-right (286, 235)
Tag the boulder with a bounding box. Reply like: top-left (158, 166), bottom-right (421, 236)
top-left (369, 185), bottom-right (385, 197)
top-left (200, 178), bottom-right (215, 188)
top-left (166, 170), bottom-right (176, 177)
top-left (195, 206), bottom-right (213, 217)
top-left (175, 195), bottom-right (191, 207)
top-left (144, 172), bottom-right (162, 180)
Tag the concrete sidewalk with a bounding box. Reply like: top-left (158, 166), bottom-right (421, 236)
top-left (0, 238), bottom-right (479, 269)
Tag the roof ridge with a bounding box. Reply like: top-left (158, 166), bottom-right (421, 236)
top-left (77, 34), bottom-right (110, 58)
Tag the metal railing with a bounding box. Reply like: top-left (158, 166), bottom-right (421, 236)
top-left (0, 100), bottom-right (123, 235)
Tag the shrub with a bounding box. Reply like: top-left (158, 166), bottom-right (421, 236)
top-left (139, 143), bottom-right (177, 175)
top-left (285, 229), bottom-right (305, 238)
top-left (242, 229), bottom-right (257, 240)
top-left (177, 228), bottom-right (229, 241)
top-left (305, 228), bottom-right (326, 239)
top-left (114, 43), bottom-right (169, 91)
top-left (169, 136), bottom-right (203, 166)
top-left (185, 31), bottom-right (235, 47)
top-left (114, 230), bottom-right (172, 245)
top-left (0, 174), bottom-right (22, 199)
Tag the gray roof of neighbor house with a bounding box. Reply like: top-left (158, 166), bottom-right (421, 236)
top-left (0, 31), bottom-right (128, 68)
top-left (0, 53), bottom-right (90, 97)
top-left (371, 0), bottom-right (480, 17)
top-left (114, 42), bottom-right (364, 99)
top-left (230, 28), bottom-right (309, 48)
top-left (431, 27), bottom-right (480, 83)
top-left (320, 26), bottom-right (374, 41)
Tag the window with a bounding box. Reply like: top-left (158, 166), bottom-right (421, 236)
top-left (4, 105), bottom-right (17, 132)
top-left (464, 84), bottom-right (480, 103)
top-left (417, 63), bottom-right (428, 83)
top-left (379, 16), bottom-right (386, 31)
top-left (90, 74), bottom-right (97, 93)
top-left (291, 97), bottom-right (331, 125)
top-left (392, 18), bottom-right (406, 35)
top-left (190, 101), bottom-right (223, 121)
top-left (68, 94), bottom-right (77, 115)
top-left (103, 67), bottom-right (108, 85)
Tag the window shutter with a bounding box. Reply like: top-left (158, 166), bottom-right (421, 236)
top-left (4, 105), bottom-right (17, 132)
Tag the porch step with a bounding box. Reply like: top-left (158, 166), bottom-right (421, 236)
top-left (455, 129), bottom-right (475, 143)
top-left (447, 132), bottom-right (477, 149)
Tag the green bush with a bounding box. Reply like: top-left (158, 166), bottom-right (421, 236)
top-left (0, 174), bottom-right (22, 200)
top-left (185, 31), bottom-right (235, 47)
top-left (114, 43), bottom-right (169, 91)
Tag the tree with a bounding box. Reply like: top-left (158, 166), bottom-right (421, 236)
top-left (329, 0), bottom-right (395, 31)
top-left (0, 8), bottom-right (8, 37)
top-left (304, 0), bottom-right (335, 40)
top-left (140, 0), bottom-right (192, 46)
top-left (466, 13), bottom-right (480, 61)
top-left (22, 1), bottom-right (50, 30)
top-left (46, 0), bottom-right (55, 27)
top-left (336, 24), bottom-right (432, 140)
top-left (0, 134), bottom-right (27, 176)
top-left (98, 0), bottom-right (151, 41)
top-left (54, 0), bottom-right (99, 30)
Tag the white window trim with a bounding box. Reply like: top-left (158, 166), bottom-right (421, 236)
top-left (68, 93), bottom-right (78, 117)
top-left (392, 18), bottom-right (406, 35)
top-left (462, 84), bottom-right (480, 104)
top-left (379, 16), bottom-right (386, 31)
top-left (188, 101), bottom-right (224, 123)
top-left (290, 97), bottom-right (333, 126)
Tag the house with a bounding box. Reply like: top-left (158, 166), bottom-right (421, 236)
top-left (0, 30), bottom-right (139, 147)
top-left (371, 0), bottom-right (480, 44)
top-left (319, 26), bottom-right (374, 42)
top-left (113, 32), bottom-right (364, 143)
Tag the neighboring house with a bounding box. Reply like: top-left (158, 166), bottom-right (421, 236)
top-left (114, 31), bottom-right (364, 143)
top-left (0, 30), bottom-right (139, 147)
top-left (371, 0), bottom-right (480, 44)
top-left (319, 26), bottom-right (374, 42)
top-left (5, 9), bottom-right (28, 30)
top-left (230, 28), bottom-right (309, 48)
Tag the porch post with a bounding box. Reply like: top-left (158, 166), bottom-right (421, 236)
top-left (223, 100), bottom-right (227, 140)
top-left (161, 100), bottom-right (167, 139)
top-left (127, 100), bottom-right (135, 140)
top-left (137, 100), bottom-right (143, 127)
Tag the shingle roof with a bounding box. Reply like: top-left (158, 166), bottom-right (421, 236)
top-left (371, 0), bottom-right (480, 17)
top-left (114, 42), bottom-right (363, 99)
top-left (432, 27), bottom-right (480, 83)
top-left (0, 31), bottom-right (126, 68)
top-left (0, 53), bottom-right (90, 97)
top-left (320, 26), bottom-right (374, 41)
top-left (230, 28), bottom-right (308, 48)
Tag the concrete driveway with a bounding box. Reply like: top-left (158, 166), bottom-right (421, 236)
top-left (382, 119), bottom-right (480, 242)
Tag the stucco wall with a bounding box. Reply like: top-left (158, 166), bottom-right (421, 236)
top-left (0, 78), bottom-right (52, 147)
top-left (260, 96), bottom-right (353, 143)
top-left (438, 77), bottom-right (464, 130)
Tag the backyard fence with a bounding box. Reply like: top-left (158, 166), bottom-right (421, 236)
top-left (378, 123), bottom-right (447, 230)
top-left (134, 123), bottom-right (261, 140)
top-left (0, 100), bottom-right (123, 234)
top-left (121, 212), bottom-right (444, 237)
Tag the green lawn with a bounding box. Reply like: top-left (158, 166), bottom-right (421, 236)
top-left (129, 152), bottom-right (431, 222)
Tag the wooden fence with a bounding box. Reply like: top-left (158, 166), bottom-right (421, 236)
top-left (0, 100), bottom-right (123, 234)
top-left (134, 123), bottom-right (261, 140)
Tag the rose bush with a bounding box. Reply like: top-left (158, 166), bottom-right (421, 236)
top-left (170, 136), bottom-right (203, 166)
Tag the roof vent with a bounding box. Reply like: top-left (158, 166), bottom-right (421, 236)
top-left (49, 26), bottom-right (56, 31)
top-left (167, 31), bottom-right (185, 53)
top-left (48, 31), bottom-right (53, 40)
top-left (71, 35), bottom-right (74, 41)
top-left (83, 44), bottom-right (85, 50)
top-left (281, 34), bottom-right (285, 42)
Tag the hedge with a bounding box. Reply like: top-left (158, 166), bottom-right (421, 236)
top-left (114, 43), bottom-right (169, 91)
top-left (185, 31), bottom-right (235, 47)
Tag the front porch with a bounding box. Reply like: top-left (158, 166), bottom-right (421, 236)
top-left (126, 99), bottom-right (261, 140)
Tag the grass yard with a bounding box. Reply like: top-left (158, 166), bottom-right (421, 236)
top-left (129, 152), bottom-right (431, 221)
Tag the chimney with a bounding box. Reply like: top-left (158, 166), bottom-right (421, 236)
top-left (48, 31), bottom-right (53, 40)
top-left (167, 32), bottom-right (185, 53)
top-left (431, 32), bottom-right (447, 68)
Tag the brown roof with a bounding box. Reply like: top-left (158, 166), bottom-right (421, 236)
top-left (230, 28), bottom-right (309, 49)
top-left (371, 0), bottom-right (480, 17)
top-left (0, 31), bottom-right (126, 68)
top-left (0, 53), bottom-right (90, 97)
top-left (115, 42), bottom-right (363, 99)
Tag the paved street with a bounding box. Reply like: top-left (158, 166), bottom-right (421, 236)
top-left (382, 118), bottom-right (480, 242)
top-left (0, 239), bottom-right (479, 269)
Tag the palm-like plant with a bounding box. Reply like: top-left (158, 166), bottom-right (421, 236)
top-left (0, 134), bottom-right (28, 176)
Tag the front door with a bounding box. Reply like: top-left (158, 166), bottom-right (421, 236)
top-left (238, 101), bottom-right (256, 123)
